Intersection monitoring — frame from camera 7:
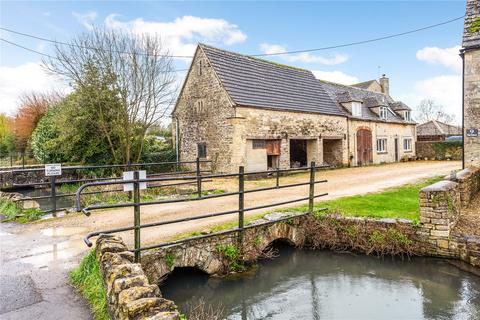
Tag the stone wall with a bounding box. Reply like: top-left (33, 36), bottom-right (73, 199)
top-left (415, 141), bottom-right (462, 160)
top-left (463, 49), bottom-right (480, 168)
top-left (348, 119), bottom-right (416, 165)
top-left (171, 47), bottom-right (236, 173)
top-left (95, 235), bottom-right (180, 320)
top-left (0, 168), bottom-right (84, 190)
top-left (418, 167), bottom-right (480, 266)
top-left (232, 107), bottom-right (349, 171)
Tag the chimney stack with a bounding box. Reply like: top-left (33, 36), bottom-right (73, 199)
top-left (379, 74), bottom-right (389, 96)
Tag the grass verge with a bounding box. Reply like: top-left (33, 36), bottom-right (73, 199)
top-left (283, 176), bottom-right (443, 221)
top-left (0, 197), bottom-right (45, 223)
top-left (70, 249), bottom-right (109, 320)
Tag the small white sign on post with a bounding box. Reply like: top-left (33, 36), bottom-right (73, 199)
top-left (123, 170), bottom-right (147, 192)
top-left (45, 163), bottom-right (62, 177)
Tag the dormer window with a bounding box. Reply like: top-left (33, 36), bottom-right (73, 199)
top-left (404, 111), bottom-right (411, 121)
top-left (380, 107), bottom-right (387, 120)
top-left (352, 102), bottom-right (362, 117)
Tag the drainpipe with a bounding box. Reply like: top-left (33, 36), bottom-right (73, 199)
top-left (346, 118), bottom-right (351, 167)
top-left (460, 48), bottom-right (465, 169)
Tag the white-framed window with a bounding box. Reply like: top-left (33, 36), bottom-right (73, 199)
top-left (376, 138), bottom-right (387, 153)
top-left (380, 107), bottom-right (387, 120)
top-left (351, 102), bottom-right (362, 117)
top-left (403, 138), bottom-right (412, 151)
top-left (404, 111), bottom-right (411, 121)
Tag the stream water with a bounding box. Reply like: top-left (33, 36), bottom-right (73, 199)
top-left (17, 188), bottom-right (75, 211)
top-left (161, 245), bottom-right (480, 320)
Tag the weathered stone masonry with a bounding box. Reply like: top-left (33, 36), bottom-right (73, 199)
top-left (95, 235), bottom-right (180, 320)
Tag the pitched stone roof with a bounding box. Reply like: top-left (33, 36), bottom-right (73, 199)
top-left (463, 0), bottom-right (480, 49)
top-left (319, 80), bottom-right (413, 123)
top-left (417, 120), bottom-right (462, 136)
top-left (199, 44), bottom-right (345, 116)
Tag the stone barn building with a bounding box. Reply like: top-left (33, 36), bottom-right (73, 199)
top-left (462, 0), bottom-right (480, 168)
top-left (172, 44), bottom-right (416, 173)
top-left (417, 120), bottom-right (462, 142)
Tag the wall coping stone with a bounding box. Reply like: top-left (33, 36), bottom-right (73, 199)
top-left (421, 180), bottom-right (458, 192)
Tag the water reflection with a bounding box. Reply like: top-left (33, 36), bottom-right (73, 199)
top-left (161, 245), bottom-right (480, 320)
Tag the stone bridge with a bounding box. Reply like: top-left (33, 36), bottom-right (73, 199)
top-left (141, 212), bottom-right (307, 284)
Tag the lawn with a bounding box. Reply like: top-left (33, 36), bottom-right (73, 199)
top-left (286, 176), bottom-right (443, 221)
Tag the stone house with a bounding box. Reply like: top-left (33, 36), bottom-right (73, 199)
top-left (416, 120), bottom-right (462, 142)
top-left (172, 44), bottom-right (416, 173)
top-left (462, 0), bottom-right (480, 168)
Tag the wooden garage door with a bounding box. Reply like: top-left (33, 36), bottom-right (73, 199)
top-left (356, 129), bottom-right (372, 166)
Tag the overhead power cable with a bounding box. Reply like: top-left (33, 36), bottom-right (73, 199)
top-left (0, 15), bottom-right (465, 58)
top-left (0, 37), bottom-right (189, 73)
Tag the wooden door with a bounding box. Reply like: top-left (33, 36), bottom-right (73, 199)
top-left (356, 129), bottom-right (372, 165)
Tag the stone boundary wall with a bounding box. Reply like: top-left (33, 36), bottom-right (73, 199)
top-left (415, 141), bottom-right (462, 160)
top-left (95, 235), bottom-right (180, 320)
top-left (0, 169), bottom-right (81, 189)
top-left (418, 166), bottom-right (480, 266)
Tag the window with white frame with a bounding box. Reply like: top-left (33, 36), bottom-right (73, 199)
top-left (403, 138), bottom-right (412, 151)
top-left (404, 111), bottom-right (411, 121)
top-left (376, 138), bottom-right (387, 153)
top-left (351, 102), bottom-right (362, 117)
top-left (380, 107), bottom-right (387, 120)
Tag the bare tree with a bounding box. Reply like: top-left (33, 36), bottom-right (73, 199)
top-left (44, 28), bottom-right (178, 163)
top-left (415, 99), bottom-right (456, 124)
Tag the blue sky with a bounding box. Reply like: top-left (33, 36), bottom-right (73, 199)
top-left (0, 1), bottom-right (466, 122)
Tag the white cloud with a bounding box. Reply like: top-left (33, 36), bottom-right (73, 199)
top-left (399, 75), bottom-right (462, 123)
top-left (312, 70), bottom-right (359, 85)
top-left (0, 62), bottom-right (68, 115)
top-left (416, 45), bottom-right (462, 72)
top-left (260, 43), bottom-right (348, 65)
top-left (73, 11), bottom-right (98, 30)
top-left (105, 15), bottom-right (247, 59)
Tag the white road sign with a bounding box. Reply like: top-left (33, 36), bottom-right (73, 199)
top-left (123, 171), bottom-right (147, 191)
top-left (45, 163), bottom-right (62, 176)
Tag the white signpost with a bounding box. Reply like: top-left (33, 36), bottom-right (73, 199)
top-left (45, 163), bottom-right (62, 176)
top-left (123, 170), bottom-right (147, 191)
top-left (44, 163), bottom-right (62, 217)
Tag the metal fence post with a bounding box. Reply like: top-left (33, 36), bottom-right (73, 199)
top-left (276, 167), bottom-right (280, 188)
top-left (309, 161), bottom-right (316, 213)
top-left (238, 166), bottom-right (245, 243)
top-left (133, 170), bottom-right (141, 263)
top-left (196, 157), bottom-right (202, 198)
top-left (22, 152), bottom-right (25, 169)
top-left (51, 176), bottom-right (57, 217)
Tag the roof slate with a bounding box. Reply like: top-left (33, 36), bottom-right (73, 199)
top-left (199, 44), bottom-right (345, 116)
top-left (463, 0), bottom-right (480, 49)
top-left (319, 80), bottom-right (413, 124)
top-left (351, 80), bottom-right (378, 90)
